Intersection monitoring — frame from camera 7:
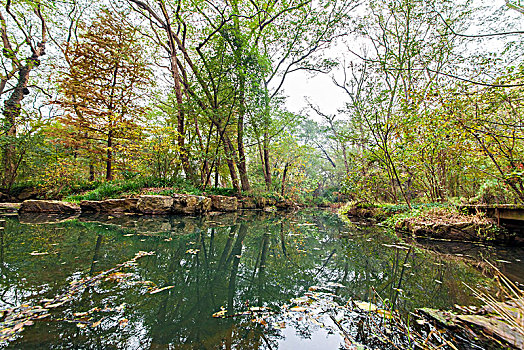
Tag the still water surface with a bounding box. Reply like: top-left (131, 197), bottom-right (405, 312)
top-left (0, 210), bottom-right (522, 349)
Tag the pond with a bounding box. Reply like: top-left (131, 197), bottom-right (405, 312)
top-left (0, 209), bottom-right (522, 349)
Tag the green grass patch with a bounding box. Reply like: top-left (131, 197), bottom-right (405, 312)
top-left (65, 177), bottom-right (202, 202)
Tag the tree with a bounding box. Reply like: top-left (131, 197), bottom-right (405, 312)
top-left (55, 9), bottom-right (150, 181)
top-left (334, 0), bottom-right (471, 205)
top-left (0, 0), bottom-right (47, 189)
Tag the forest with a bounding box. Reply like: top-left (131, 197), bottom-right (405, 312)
top-left (1, 1), bottom-right (524, 348)
top-left (0, 0), bottom-right (523, 207)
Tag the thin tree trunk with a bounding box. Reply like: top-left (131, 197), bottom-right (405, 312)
top-left (89, 163), bottom-right (95, 182)
top-left (237, 105), bottom-right (250, 192)
top-left (158, 1), bottom-right (194, 182)
top-left (263, 132), bottom-right (271, 190)
top-left (106, 130), bottom-right (113, 181)
top-left (193, 114), bottom-right (210, 186)
top-left (223, 140), bottom-right (240, 193)
top-left (281, 162), bottom-right (289, 196)
top-left (2, 64), bottom-right (32, 188)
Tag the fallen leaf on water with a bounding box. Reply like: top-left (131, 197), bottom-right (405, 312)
top-left (45, 301), bottom-right (66, 309)
top-left (30, 251), bottom-right (49, 256)
top-left (377, 309), bottom-right (393, 318)
top-left (249, 306), bottom-right (270, 312)
top-left (105, 272), bottom-right (133, 281)
top-left (212, 308), bottom-right (227, 318)
top-left (495, 259), bottom-right (511, 264)
top-left (354, 301), bottom-right (377, 312)
top-left (326, 282), bottom-right (345, 288)
top-left (290, 306), bottom-right (307, 312)
top-left (273, 321), bottom-right (286, 329)
top-left (291, 296), bottom-right (309, 304)
top-left (149, 286), bottom-right (175, 294)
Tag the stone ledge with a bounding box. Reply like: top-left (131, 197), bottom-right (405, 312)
top-left (19, 200), bottom-right (80, 214)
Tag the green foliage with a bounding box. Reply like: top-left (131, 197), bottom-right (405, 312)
top-left (470, 179), bottom-right (518, 205)
top-left (65, 177), bottom-right (202, 202)
top-left (204, 187), bottom-right (238, 197)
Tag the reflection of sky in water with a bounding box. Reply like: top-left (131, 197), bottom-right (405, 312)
top-left (277, 327), bottom-right (343, 350)
top-left (0, 210), bottom-right (522, 348)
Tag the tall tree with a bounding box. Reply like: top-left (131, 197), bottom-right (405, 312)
top-left (55, 9), bottom-right (150, 181)
top-left (0, 0), bottom-right (47, 188)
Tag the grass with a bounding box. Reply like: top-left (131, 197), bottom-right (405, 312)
top-left (65, 177), bottom-right (202, 202)
top-left (466, 261), bottom-right (524, 341)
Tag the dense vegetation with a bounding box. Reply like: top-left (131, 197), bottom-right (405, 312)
top-left (0, 0), bottom-right (523, 206)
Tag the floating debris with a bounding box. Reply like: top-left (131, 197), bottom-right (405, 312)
top-left (149, 286), bottom-right (175, 294)
top-left (0, 251), bottom-right (154, 343)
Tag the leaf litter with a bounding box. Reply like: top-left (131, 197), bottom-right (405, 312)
top-left (0, 251), bottom-right (155, 344)
top-left (209, 281), bottom-right (464, 350)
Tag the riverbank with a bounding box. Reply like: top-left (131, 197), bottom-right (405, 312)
top-left (6, 193), bottom-right (300, 218)
top-left (339, 202), bottom-right (524, 245)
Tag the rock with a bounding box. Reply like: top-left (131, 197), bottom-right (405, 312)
top-left (172, 194), bottom-right (211, 214)
top-left (19, 200), bottom-right (80, 213)
top-left (80, 198), bottom-right (138, 213)
top-left (209, 195), bottom-right (238, 212)
top-left (0, 202), bottom-right (20, 213)
top-left (137, 195), bottom-right (174, 214)
top-left (396, 218), bottom-right (498, 242)
top-left (17, 187), bottom-right (39, 201)
top-left (254, 197), bottom-right (267, 209)
top-left (276, 199), bottom-right (295, 210)
top-left (239, 197), bottom-right (257, 209)
top-left (0, 192), bottom-right (10, 202)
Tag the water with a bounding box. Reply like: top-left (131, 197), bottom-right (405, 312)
top-left (0, 210), bottom-right (522, 349)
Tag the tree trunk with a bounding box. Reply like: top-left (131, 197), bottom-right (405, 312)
top-left (263, 132), bottom-right (271, 190)
top-left (237, 98), bottom-right (250, 192)
top-left (157, 1), bottom-right (194, 182)
top-left (281, 162), bottom-right (289, 196)
top-left (2, 65), bottom-right (32, 188)
top-left (89, 163), bottom-right (95, 182)
top-left (223, 140), bottom-right (240, 193)
top-left (0, 3), bottom-right (46, 189)
top-left (194, 114), bottom-right (211, 186)
top-left (215, 156), bottom-right (220, 188)
top-left (106, 130), bottom-right (113, 181)
top-left (230, 0), bottom-right (250, 193)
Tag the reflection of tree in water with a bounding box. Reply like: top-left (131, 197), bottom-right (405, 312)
top-left (0, 210), bottom-right (506, 349)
